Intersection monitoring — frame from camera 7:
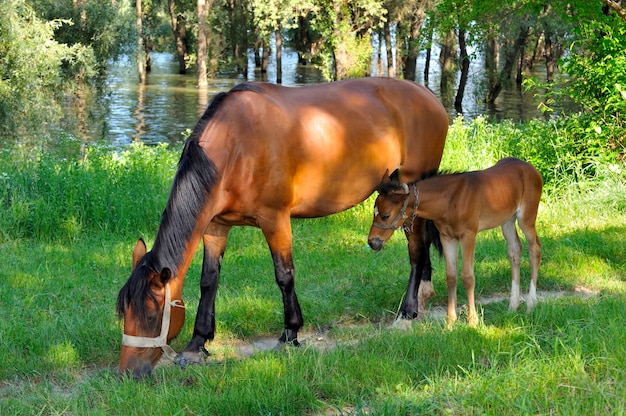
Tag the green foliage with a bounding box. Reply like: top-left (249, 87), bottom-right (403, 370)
top-left (443, 115), bottom-right (625, 194)
top-left (0, 0), bottom-right (94, 136)
top-left (32, 0), bottom-right (136, 71)
top-left (0, 136), bottom-right (179, 243)
top-left (561, 17), bottom-right (626, 153)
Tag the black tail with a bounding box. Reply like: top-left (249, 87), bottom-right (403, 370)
top-left (426, 220), bottom-right (443, 258)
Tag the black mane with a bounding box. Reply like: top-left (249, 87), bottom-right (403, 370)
top-left (116, 86), bottom-right (265, 322)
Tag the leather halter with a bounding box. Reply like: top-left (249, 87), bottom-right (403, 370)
top-left (372, 183), bottom-right (419, 233)
top-left (121, 283), bottom-right (185, 361)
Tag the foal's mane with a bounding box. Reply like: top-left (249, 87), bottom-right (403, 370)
top-left (377, 168), bottom-right (440, 194)
top-left (117, 83), bottom-right (263, 323)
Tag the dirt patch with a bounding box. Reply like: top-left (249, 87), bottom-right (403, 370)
top-left (209, 287), bottom-right (600, 360)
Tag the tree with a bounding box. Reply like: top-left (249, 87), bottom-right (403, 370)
top-left (197, 0), bottom-right (209, 89)
top-left (0, 0), bottom-right (95, 137)
top-left (308, 0), bottom-right (386, 80)
top-left (32, 0), bottom-right (134, 73)
top-left (136, 0), bottom-right (147, 83)
top-left (168, 0), bottom-right (191, 74)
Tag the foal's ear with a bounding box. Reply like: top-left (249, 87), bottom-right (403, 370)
top-left (132, 238), bottom-right (147, 271)
top-left (389, 168), bottom-right (401, 184)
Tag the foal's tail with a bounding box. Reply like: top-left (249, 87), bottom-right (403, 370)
top-left (426, 220), bottom-right (443, 258)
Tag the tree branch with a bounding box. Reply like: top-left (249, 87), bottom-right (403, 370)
top-left (601, 0), bottom-right (626, 20)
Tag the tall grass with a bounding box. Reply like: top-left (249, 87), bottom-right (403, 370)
top-left (0, 135), bottom-right (178, 242)
top-left (1, 118), bottom-right (625, 414)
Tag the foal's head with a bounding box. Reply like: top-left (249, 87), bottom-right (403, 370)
top-left (116, 239), bottom-right (186, 380)
top-left (367, 170), bottom-right (414, 251)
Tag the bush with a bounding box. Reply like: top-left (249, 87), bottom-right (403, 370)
top-left (443, 115), bottom-right (625, 194)
top-left (0, 136), bottom-right (178, 242)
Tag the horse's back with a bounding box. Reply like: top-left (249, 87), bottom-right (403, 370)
top-left (198, 78), bottom-right (448, 218)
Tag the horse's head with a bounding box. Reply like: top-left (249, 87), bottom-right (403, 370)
top-left (116, 239), bottom-right (185, 380)
top-left (368, 169), bottom-right (413, 251)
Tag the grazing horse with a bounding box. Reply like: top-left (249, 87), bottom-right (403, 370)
top-left (368, 157), bottom-right (543, 326)
top-left (116, 78), bottom-right (448, 379)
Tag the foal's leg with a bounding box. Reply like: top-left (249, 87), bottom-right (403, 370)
top-left (441, 237), bottom-right (459, 327)
top-left (181, 222), bottom-right (230, 363)
top-left (398, 219), bottom-right (435, 322)
top-left (501, 217), bottom-right (522, 311)
top-left (518, 216), bottom-right (542, 312)
top-left (460, 234), bottom-right (479, 327)
top-left (260, 212), bottom-right (303, 346)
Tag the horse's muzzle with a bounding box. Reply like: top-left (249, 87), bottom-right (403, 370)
top-left (119, 356), bottom-right (153, 380)
top-left (368, 237), bottom-right (385, 252)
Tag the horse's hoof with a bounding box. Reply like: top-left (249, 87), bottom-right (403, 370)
top-left (392, 318), bottom-right (413, 331)
top-left (273, 338), bottom-right (301, 351)
top-left (176, 349), bottom-right (209, 367)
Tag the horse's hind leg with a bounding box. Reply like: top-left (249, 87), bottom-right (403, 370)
top-left (518, 214), bottom-right (541, 312)
top-left (260, 213), bottom-right (303, 346)
top-left (501, 217), bottom-right (522, 311)
top-left (459, 234), bottom-right (479, 327)
top-left (441, 237), bottom-right (460, 327)
top-left (181, 222), bottom-right (231, 364)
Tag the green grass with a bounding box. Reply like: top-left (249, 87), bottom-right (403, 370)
top-left (1, 120), bottom-right (625, 415)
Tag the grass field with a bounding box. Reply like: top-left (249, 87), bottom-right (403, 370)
top-left (1, 119), bottom-right (625, 415)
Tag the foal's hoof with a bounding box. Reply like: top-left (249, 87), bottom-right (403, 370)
top-left (176, 348), bottom-right (209, 367)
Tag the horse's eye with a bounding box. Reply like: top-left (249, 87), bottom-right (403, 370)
top-left (146, 312), bottom-right (158, 326)
top-left (381, 214), bottom-right (391, 221)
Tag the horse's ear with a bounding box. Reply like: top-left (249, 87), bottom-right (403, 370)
top-left (132, 238), bottom-right (147, 271)
top-left (389, 168), bottom-right (401, 184)
top-left (159, 268), bottom-right (172, 287)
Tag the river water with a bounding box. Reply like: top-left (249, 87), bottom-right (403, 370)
top-left (61, 47), bottom-right (554, 146)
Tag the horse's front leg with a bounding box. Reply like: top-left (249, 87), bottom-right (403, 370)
top-left (260, 213), bottom-right (303, 347)
top-left (398, 219), bottom-right (434, 322)
top-left (180, 222), bottom-right (230, 364)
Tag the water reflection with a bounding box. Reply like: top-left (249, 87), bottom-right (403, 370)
top-left (62, 48), bottom-right (558, 146)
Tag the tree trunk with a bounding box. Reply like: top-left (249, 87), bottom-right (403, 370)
top-left (423, 24), bottom-right (433, 84)
top-left (261, 37), bottom-right (269, 75)
top-left (439, 28), bottom-right (456, 106)
top-left (544, 35), bottom-right (555, 83)
top-left (295, 14), bottom-right (311, 65)
top-left (276, 26), bottom-right (282, 84)
top-left (240, 0), bottom-right (248, 75)
top-left (402, 3), bottom-right (427, 81)
top-left (168, 0), bottom-right (188, 74)
top-left (487, 24), bottom-right (529, 103)
top-left (516, 39), bottom-right (525, 84)
top-left (332, 1), bottom-right (345, 80)
top-left (485, 35), bottom-right (499, 91)
top-left (197, 0), bottom-right (208, 89)
top-left (454, 28), bottom-right (470, 113)
top-left (542, 15), bottom-right (555, 84)
top-left (136, 0), bottom-right (146, 83)
top-left (384, 19), bottom-right (394, 77)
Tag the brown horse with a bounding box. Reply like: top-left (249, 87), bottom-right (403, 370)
top-left (116, 78), bottom-right (448, 379)
top-left (368, 157), bottom-right (542, 327)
